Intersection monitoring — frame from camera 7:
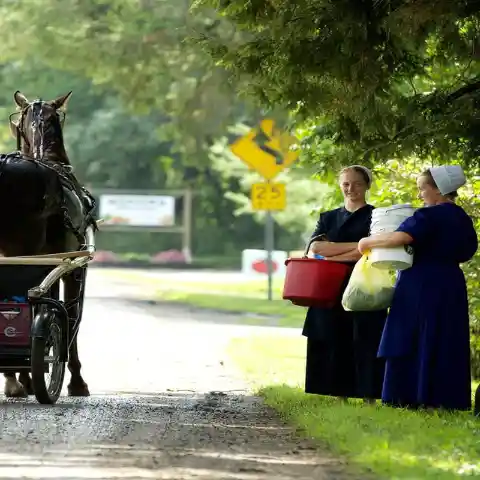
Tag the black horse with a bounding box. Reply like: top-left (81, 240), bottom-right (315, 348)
top-left (1, 91), bottom-right (95, 398)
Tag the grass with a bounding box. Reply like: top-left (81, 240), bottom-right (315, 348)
top-left (99, 269), bottom-right (304, 327)
top-left (157, 291), bottom-right (305, 327)
top-left (100, 269), bottom-right (284, 298)
top-left (227, 335), bottom-right (480, 479)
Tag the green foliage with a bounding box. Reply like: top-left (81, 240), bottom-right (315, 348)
top-left (196, 0), bottom-right (480, 166)
top-left (461, 174), bottom-right (480, 339)
top-left (209, 126), bottom-right (335, 244)
top-left (369, 158), bottom-right (426, 208)
top-left (0, 0), bottom-right (262, 166)
top-left (471, 334), bottom-right (480, 380)
top-left (0, 61), bottom-right (172, 190)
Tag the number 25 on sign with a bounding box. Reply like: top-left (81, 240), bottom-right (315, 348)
top-left (251, 183), bottom-right (286, 211)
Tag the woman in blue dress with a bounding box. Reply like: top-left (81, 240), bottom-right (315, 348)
top-left (358, 165), bottom-right (478, 411)
top-left (304, 165), bottom-right (387, 403)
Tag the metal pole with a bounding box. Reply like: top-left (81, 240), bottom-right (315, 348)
top-left (182, 188), bottom-right (193, 263)
top-left (265, 209), bottom-right (274, 301)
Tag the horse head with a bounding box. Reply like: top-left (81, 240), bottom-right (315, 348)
top-left (9, 91), bottom-right (72, 163)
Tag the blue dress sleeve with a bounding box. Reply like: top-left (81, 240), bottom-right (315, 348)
top-left (396, 208), bottom-right (431, 246)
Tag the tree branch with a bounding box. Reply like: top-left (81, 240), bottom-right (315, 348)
top-left (446, 76), bottom-right (480, 102)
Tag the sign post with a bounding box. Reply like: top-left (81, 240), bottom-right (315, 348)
top-left (229, 119), bottom-right (300, 300)
top-left (251, 181), bottom-right (285, 300)
top-left (264, 208), bottom-right (275, 301)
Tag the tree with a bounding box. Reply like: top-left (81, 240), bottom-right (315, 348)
top-left (0, 0), bottom-right (261, 166)
top-left (195, 0), bottom-right (480, 168)
top-left (0, 61), bottom-right (173, 189)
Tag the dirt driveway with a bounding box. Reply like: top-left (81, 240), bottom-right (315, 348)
top-left (0, 270), bottom-right (359, 479)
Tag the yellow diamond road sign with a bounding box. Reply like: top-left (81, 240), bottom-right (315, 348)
top-left (230, 119), bottom-right (300, 180)
top-left (251, 182), bottom-right (286, 211)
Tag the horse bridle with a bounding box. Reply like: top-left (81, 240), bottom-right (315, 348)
top-left (9, 100), bottom-right (66, 159)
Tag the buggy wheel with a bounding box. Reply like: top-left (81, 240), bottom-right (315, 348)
top-left (31, 313), bottom-right (66, 405)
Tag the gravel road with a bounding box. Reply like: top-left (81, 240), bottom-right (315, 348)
top-left (0, 269), bottom-right (356, 479)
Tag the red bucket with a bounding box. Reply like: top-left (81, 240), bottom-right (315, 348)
top-left (282, 236), bottom-right (352, 308)
top-left (283, 258), bottom-right (352, 308)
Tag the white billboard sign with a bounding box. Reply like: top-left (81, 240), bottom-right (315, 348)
top-left (99, 194), bottom-right (175, 227)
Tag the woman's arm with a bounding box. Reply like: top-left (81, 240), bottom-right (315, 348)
top-left (358, 232), bottom-right (413, 254)
top-left (309, 211), bottom-right (359, 257)
top-left (324, 248), bottom-right (362, 262)
top-left (311, 241), bottom-right (360, 257)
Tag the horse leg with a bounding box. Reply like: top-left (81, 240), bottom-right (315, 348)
top-left (4, 373), bottom-right (28, 398)
top-left (67, 336), bottom-right (89, 396)
top-left (18, 371), bottom-right (33, 394)
top-left (64, 271), bottom-right (89, 396)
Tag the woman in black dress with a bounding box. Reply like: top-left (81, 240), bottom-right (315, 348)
top-left (303, 165), bottom-right (387, 403)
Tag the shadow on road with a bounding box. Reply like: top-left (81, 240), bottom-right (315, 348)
top-left (0, 391), bottom-right (354, 480)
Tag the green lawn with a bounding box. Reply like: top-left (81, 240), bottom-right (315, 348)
top-left (158, 291), bottom-right (305, 327)
top-left (228, 335), bottom-right (480, 480)
top-left (99, 269), bottom-right (284, 298)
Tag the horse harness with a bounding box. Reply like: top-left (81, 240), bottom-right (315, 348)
top-left (7, 100), bottom-right (97, 245)
top-left (0, 152), bottom-right (98, 246)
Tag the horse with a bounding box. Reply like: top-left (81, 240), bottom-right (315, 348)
top-left (0, 90), bottom-right (96, 398)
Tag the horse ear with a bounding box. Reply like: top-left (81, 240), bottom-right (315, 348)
top-left (50, 91), bottom-right (72, 110)
top-left (13, 91), bottom-right (29, 110)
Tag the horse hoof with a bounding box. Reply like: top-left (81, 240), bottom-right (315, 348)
top-left (4, 378), bottom-right (28, 398)
top-left (19, 374), bottom-right (34, 395)
top-left (67, 381), bottom-right (90, 397)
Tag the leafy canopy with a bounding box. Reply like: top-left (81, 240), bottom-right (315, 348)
top-left (195, 0), bottom-right (480, 168)
top-left (0, 0), bottom-right (262, 165)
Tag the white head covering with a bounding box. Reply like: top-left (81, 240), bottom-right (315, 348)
top-left (429, 165), bottom-right (466, 195)
top-left (349, 165), bottom-right (373, 187)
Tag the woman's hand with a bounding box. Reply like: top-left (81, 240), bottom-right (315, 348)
top-left (310, 241), bottom-right (325, 253)
top-left (358, 232), bottom-right (413, 254)
top-left (358, 237), bottom-right (371, 255)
